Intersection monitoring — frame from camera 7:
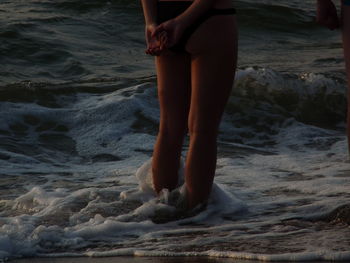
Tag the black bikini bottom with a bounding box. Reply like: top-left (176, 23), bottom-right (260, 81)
top-left (156, 1), bottom-right (236, 52)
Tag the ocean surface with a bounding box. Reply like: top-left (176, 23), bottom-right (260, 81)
top-left (1, 0), bottom-right (350, 261)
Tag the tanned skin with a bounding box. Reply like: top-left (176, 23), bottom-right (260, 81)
top-left (141, 0), bottom-right (237, 209)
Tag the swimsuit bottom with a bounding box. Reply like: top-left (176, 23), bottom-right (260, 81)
top-left (156, 1), bottom-right (236, 52)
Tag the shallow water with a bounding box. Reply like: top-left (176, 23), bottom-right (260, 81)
top-left (1, 0), bottom-right (350, 261)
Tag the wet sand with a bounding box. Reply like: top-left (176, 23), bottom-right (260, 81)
top-left (11, 257), bottom-right (337, 263)
top-left (12, 257), bottom-right (228, 263)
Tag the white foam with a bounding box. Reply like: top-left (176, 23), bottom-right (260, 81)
top-left (68, 85), bottom-right (158, 158)
top-left (235, 67), bottom-right (345, 98)
top-left (133, 158), bottom-right (184, 198)
top-left (35, 249), bottom-right (350, 262)
top-left (3, 131), bottom-right (350, 261)
top-left (1, 72), bottom-right (350, 261)
top-left (66, 219), bottom-right (155, 240)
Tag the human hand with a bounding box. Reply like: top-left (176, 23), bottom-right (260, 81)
top-left (316, 0), bottom-right (340, 30)
top-left (145, 24), bottom-right (167, 56)
top-left (152, 18), bottom-right (186, 48)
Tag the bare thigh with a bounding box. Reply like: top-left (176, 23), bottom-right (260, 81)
top-left (155, 50), bottom-right (191, 134)
top-left (152, 51), bottom-right (191, 193)
top-left (185, 15), bottom-right (238, 133)
top-left (180, 15), bottom-right (237, 207)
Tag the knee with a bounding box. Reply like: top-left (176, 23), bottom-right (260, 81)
top-left (188, 119), bottom-right (219, 140)
top-left (158, 121), bottom-right (187, 141)
top-left (188, 127), bottom-right (218, 142)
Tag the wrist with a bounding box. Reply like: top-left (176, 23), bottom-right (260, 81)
top-left (146, 22), bottom-right (157, 27)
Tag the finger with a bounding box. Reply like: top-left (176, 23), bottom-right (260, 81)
top-left (146, 45), bottom-right (156, 55)
top-left (160, 43), bottom-right (165, 51)
top-left (146, 49), bottom-right (154, 55)
top-left (160, 31), bottom-right (168, 42)
top-left (160, 34), bottom-right (168, 50)
top-left (148, 48), bottom-right (156, 56)
top-left (159, 32), bottom-right (165, 43)
top-left (164, 38), bottom-right (170, 49)
top-left (150, 47), bottom-right (160, 56)
top-left (152, 24), bottom-right (165, 38)
top-left (160, 30), bottom-right (167, 38)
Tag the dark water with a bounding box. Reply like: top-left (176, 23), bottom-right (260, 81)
top-left (0, 0), bottom-right (147, 84)
top-left (0, 0), bottom-right (345, 85)
top-left (1, 0), bottom-right (350, 261)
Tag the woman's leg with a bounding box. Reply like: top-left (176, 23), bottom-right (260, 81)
top-left (342, 3), bottom-right (350, 153)
top-left (152, 51), bottom-right (191, 193)
top-left (185, 15), bottom-right (238, 208)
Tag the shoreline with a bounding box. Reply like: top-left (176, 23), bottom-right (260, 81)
top-left (11, 256), bottom-right (339, 263)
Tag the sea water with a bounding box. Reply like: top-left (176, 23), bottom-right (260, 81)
top-left (1, 0), bottom-right (350, 261)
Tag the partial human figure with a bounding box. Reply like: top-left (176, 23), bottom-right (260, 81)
top-left (317, 0), bottom-right (350, 153)
top-left (141, 0), bottom-right (238, 209)
top-left (342, 1), bottom-right (350, 152)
